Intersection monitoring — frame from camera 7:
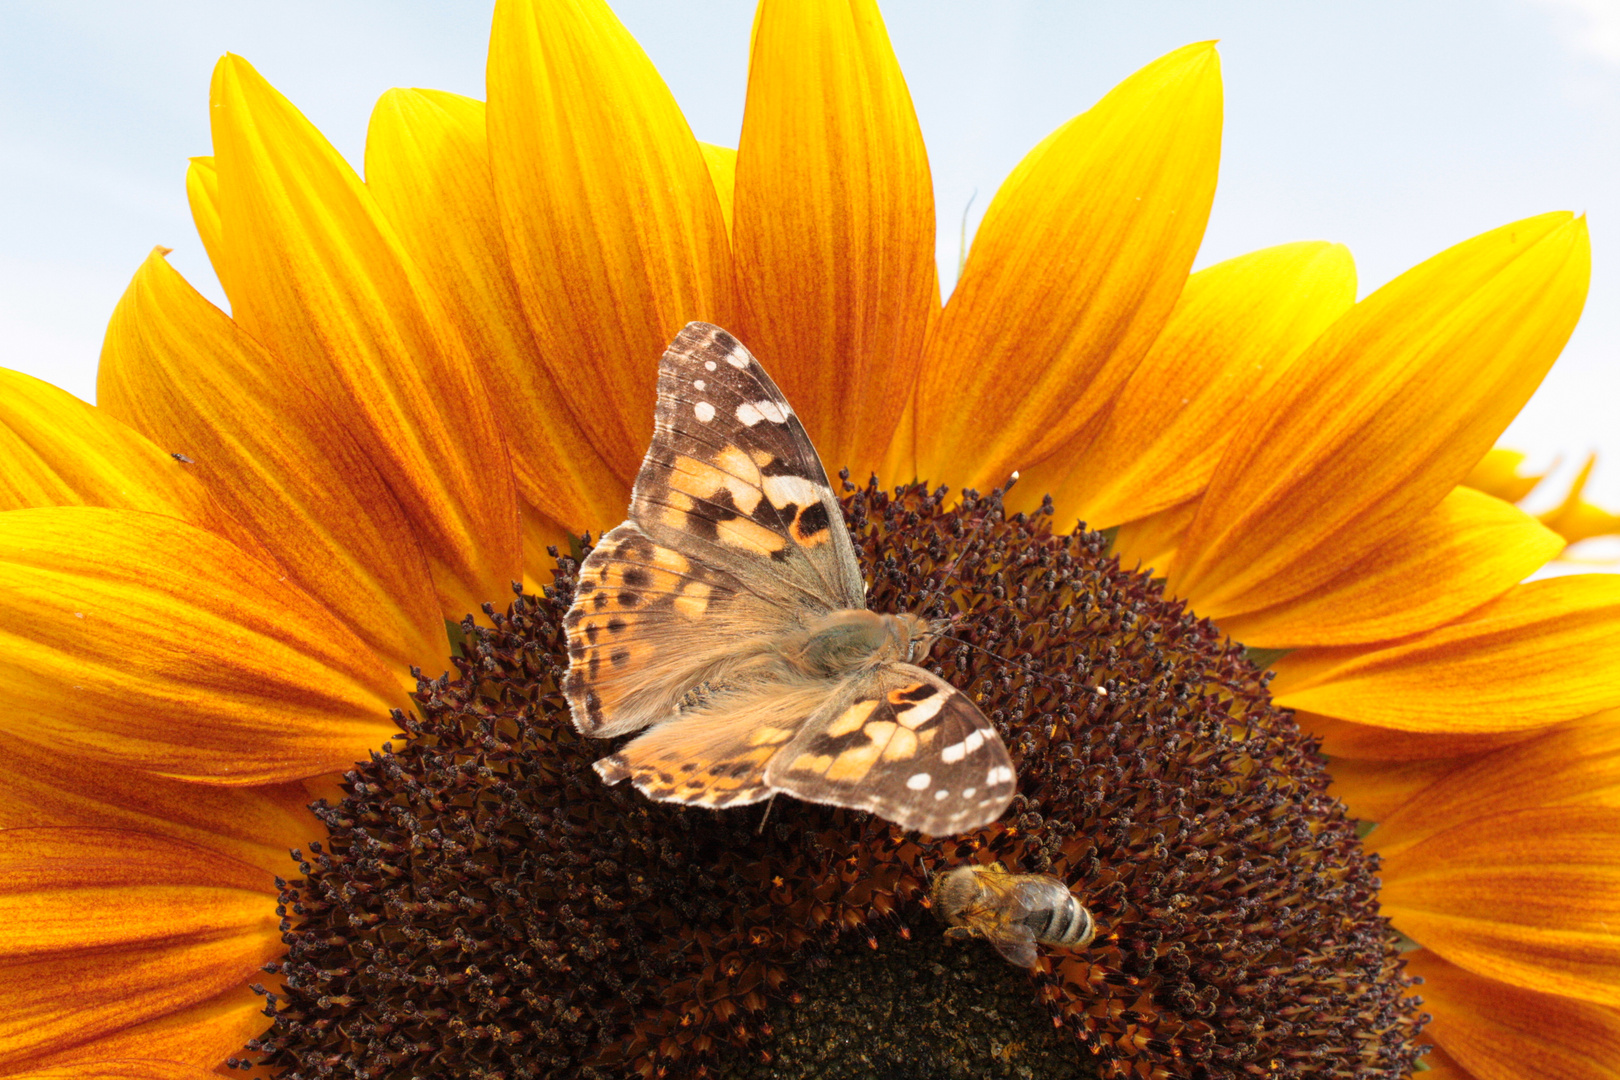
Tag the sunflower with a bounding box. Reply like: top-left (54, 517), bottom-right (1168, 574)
top-left (0, 0), bottom-right (1613, 1078)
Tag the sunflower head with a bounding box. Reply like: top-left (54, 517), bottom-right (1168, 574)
top-left (247, 479), bottom-right (1424, 1079)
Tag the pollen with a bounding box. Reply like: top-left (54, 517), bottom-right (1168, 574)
top-left (244, 478), bottom-right (1425, 1080)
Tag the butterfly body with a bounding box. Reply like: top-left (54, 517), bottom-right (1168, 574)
top-left (563, 322), bottom-right (1017, 836)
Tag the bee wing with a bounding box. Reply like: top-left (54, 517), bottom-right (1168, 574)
top-left (983, 924), bottom-right (1040, 969)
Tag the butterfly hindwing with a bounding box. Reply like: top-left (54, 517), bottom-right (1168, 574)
top-left (765, 665), bottom-right (1017, 837)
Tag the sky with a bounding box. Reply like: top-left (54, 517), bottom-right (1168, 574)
top-left (1, 0), bottom-right (1616, 504)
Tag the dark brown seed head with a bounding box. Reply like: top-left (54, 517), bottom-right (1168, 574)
top-left (242, 478), bottom-right (1426, 1080)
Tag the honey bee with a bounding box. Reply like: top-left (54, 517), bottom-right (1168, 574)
top-left (931, 862), bottom-right (1096, 969)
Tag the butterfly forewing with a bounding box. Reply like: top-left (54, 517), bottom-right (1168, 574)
top-left (562, 321), bottom-right (1018, 837)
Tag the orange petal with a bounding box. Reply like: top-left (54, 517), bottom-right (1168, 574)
top-left (1365, 709), bottom-right (1620, 859)
top-left (21, 984), bottom-right (266, 1076)
top-left (1300, 711), bottom-right (1549, 762)
top-left (1218, 486), bottom-right (1563, 648)
top-left (1271, 575), bottom-right (1620, 733)
top-left (914, 43), bottom-right (1222, 490)
top-left (98, 249), bottom-right (446, 691)
top-left (13, 1062), bottom-right (222, 1080)
top-left (731, 0), bottom-right (937, 478)
top-left (1407, 950), bottom-right (1620, 1080)
top-left (486, 0), bottom-right (734, 483)
top-left (1323, 754), bottom-right (1460, 823)
top-left (0, 828), bottom-right (281, 1070)
top-left (208, 55), bottom-right (520, 620)
top-left (0, 507), bottom-right (403, 784)
top-left (699, 143), bottom-right (737, 238)
top-left (0, 367), bottom-right (235, 541)
top-left (365, 87), bottom-right (627, 541)
top-left (1110, 496), bottom-right (1199, 572)
top-left (1540, 453), bottom-right (1620, 546)
top-left (1379, 806), bottom-right (1620, 1004)
top-left (0, 730), bottom-right (313, 879)
top-left (1170, 213), bottom-right (1591, 617)
top-left (1464, 446), bottom-right (1549, 505)
top-left (1030, 241), bottom-right (1357, 529)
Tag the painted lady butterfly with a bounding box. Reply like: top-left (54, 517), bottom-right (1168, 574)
top-left (562, 322), bottom-right (1016, 836)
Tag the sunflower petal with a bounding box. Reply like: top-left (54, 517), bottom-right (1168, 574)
top-left (486, 0), bottom-right (734, 482)
top-left (914, 42), bottom-right (1222, 489)
top-left (1379, 807), bottom-right (1620, 1004)
top-left (1540, 454), bottom-right (1620, 546)
top-left (12, 1062), bottom-right (221, 1080)
top-left (731, 0), bottom-right (937, 479)
top-left (1271, 576), bottom-right (1620, 733)
top-left (0, 367), bottom-right (233, 539)
top-left (1300, 712), bottom-right (1546, 762)
top-left (1111, 496), bottom-right (1200, 572)
top-left (365, 87), bottom-right (627, 541)
top-left (0, 507), bottom-right (403, 784)
top-left (20, 986), bottom-right (267, 1076)
top-left (183, 157), bottom-right (235, 300)
top-left (1464, 446), bottom-right (1548, 505)
top-left (1322, 755), bottom-right (1459, 823)
top-left (1405, 950), bottom-right (1620, 1080)
top-left (699, 142), bottom-right (737, 237)
top-left (1171, 213), bottom-right (1590, 617)
top-left (1365, 710), bottom-right (1620, 858)
top-left (1218, 487), bottom-right (1563, 648)
top-left (98, 249), bottom-right (446, 689)
top-left (208, 54), bottom-right (520, 620)
top-left (0, 730), bottom-right (312, 878)
top-left (0, 828), bottom-right (282, 1070)
top-left (1031, 241), bottom-right (1356, 529)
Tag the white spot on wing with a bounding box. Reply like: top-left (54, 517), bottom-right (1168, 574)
top-left (941, 728), bottom-right (985, 763)
top-left (933, 788), bottom-right (950, 801)
top-left (961, 787), bottom-right (976, 799)
top-left (726, 348), bottom-right (749, 369)
top-left (704, 360), bottom-right (717, 372)
top-left (906, 771), bottom-right (932, 791)
top-left (693, 379), bottom-right (706, 391)
top-left (736, 400), bottom-right (790, 427)
top-left (986, 765), bottom-right (1014, 787)
top-left (693, 401), bottom-right (716, 422)
top-left (762, 473), bottom-right (822, 510)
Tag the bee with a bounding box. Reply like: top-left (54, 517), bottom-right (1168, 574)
top-left (930, 862), bottom-right (1096, 969)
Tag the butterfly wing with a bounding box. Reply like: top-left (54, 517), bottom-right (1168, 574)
top-left (631, 321), bottom-right (865, 611)
top-left (765, 664), bottom-right (1017, 836)
top-left (564, 322), bottom-right (864, 740)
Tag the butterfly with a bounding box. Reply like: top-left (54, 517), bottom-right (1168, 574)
top-left (561, 321), bottom-right (1017, 837)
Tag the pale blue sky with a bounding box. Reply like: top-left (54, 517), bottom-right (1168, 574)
top-left (2, 0), bottom-right (1616, 502)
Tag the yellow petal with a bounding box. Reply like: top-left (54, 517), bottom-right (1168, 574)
top-left (699, 142), bottom-right (737, 238)
top-left (0, 828), bottom-right (281, 1070)
top-left (914, 42), bottom-right (1222, 490)
top-left (1540, 453), bottom-right (1620, 546)
top-left (1380, 807), bottom-right (1620, 1005)
top-left (1271, 575), bottom-right (1620, 734)
top-left (1365, 710), bottom-right (1620, 859)
top-left (98, 249), bottom-right (446, 691)
top-left (1464, 446), bottom-right (1549, 505)
top-left (208, 54), bottom-right (520, 620)
top-left (1030, 241), bottom-right (1357, 529)
top-left (365, 87), bottom-right (627, 540)
top-left (0, 367), bottom-right (237, 544)
top-left (1170, 213), bottom-right (1591, 617)
top-left (1405, 950), bottom-right (1620, 1080)
top-left (487, 0), bottom-right (734, 483)
top-left (0, 730), bottom-right (313, 879)
top-left (1218, 486), bottom-right (1563, 648)
top-left (731, 0), bottom-right (937, 479)
top-left (183, 157), bottom-right (236, 301)
top-left (0, 507), bottom-right (403, 784)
